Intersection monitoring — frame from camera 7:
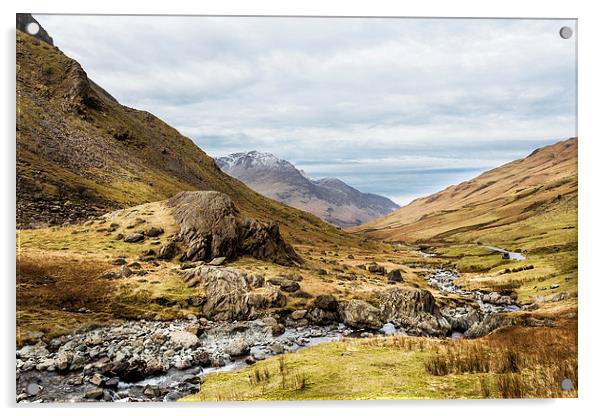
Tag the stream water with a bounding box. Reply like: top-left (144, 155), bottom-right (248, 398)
top-left (425, 268), bottom-right (521, 313)
top-left (484, 246), bottom-right (526, 260)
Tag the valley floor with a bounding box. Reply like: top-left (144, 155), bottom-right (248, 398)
top-left (16, 200), bottom-right (577, 402)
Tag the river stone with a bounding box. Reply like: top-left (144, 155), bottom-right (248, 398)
top-left (307, 295), bottom-right (340, 324)
top-left (89, 373), bottom-right (105, 386)
top-left (124, 233), bottom-right (145, 243)
top-left (104, 377), bottom-right (119, 389)
top-left (262, 316), bottom-right (285, 336)
top-left (70, 351), bottom-right (86, 370)
top-left (291, 309), bottom-right (307, 320)
top-left (340, 299), bottom-right (384, 329)
top-left (225, 337), bottom-right (250, 356)
top-left (169, 331), bottom-right (200, 349)
top-left (36, 358), bottom-right (56, 371)
top-left (167, 191), bottom-right (301, 266)
top-left (84, 388), bottom-right (104, 400)
top-left (55, 351), bottom-right (73, 371)
top-left (441, 306), bottom-right (482, 332)
top-left (17, 342), bottom-right (49, 359)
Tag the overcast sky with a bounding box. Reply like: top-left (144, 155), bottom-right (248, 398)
top-left (35, 15), bottom-right (576, 205)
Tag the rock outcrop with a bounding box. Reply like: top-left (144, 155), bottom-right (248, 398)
top-left (168, 191), bottom-right (301, 266)
top-left (378, 287), bottom-right (451, 336)
top-left (181, 266), bottom-right (289, 321)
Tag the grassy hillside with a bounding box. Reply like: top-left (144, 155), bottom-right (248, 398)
top-left (353, 138), bottom-right (577, 315)
top-left (16, 30), bottom-right (356, 247)
top-left (354, 138), bottom-right (577, 244)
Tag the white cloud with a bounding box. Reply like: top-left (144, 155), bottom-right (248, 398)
top-left (33, 15), bottom-right (577, 203)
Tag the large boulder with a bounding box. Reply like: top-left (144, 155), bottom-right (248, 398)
top-left (340, 300), bottom-right (384, 329)
top-left (168, 191), bottom-right (301, 266)
top-left (378, 287), bottom-right (451, 337)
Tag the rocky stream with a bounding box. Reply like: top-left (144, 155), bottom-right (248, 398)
top-left (16, 261), bottom-right (522, 403)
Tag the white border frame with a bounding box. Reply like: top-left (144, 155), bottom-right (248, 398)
top-left (2, 1), bottom-right (600, 415)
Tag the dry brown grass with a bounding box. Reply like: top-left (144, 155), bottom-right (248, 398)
top-left (17, 251), bottom-right (113, 312)
top-left (422, 323), bottom-right (577, 398)
top-left (343, 322), bottom-right (577, 398)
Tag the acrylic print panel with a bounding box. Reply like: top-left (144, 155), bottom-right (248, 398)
top-left (15, 13), bottom-right (577, 402)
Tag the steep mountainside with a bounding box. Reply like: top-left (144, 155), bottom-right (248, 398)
top-left (355, 138), bottom-right (577, 243)
top-left (216, 151), bottom-right (399, 227)
top-left (15, 27), bottom-right (356, 246)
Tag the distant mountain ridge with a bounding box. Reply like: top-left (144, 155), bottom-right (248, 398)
top-left (216, 151), bottom-right (399, 227)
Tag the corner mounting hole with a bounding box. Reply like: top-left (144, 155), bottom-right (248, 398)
top-left (26, 22), bottom-right (40, 35)
top-left (559, 26), bottom-right (573, 39)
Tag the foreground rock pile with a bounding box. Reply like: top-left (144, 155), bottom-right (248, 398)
top-left (16, 317), bottom-right (347, 402)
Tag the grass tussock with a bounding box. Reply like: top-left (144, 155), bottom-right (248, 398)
top-left (423, 324), bottom-right (577, 398)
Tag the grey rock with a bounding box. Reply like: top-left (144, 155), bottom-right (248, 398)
top-left (380, 322), bottom-right (397, 336)
top-left (379, 287), bottom-right (451, 337)
top-left (224, 337), bottom-right (250, 356)
top-left (157, 240), bottom-right (178, 260)
top-left (291, 309), bottom-right (307, 320)
top-left (366, 263), bottom-right (385, 275)
top-left (387, 269), bottom-right (404, 282)
top-left (124, 233), bottom-right (145, 243)
top-left (280, 279), bottom-right (300, 292)
top-left (340, 299), bottom-right (384, 329)
top-left (146, 227), bottom-right (164, 237)
top-left (314, 294), bottom-right (338, 311)
top-left (84, 388), bottom-right (104, 400)
top-left (209, 257), bottom-right (227, 266)
top-left (169, 331), bottom-right (200, 349)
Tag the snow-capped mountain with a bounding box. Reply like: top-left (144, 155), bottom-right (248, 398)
top-left (215, 151), bottom-right (399, 227)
